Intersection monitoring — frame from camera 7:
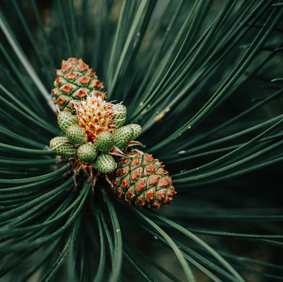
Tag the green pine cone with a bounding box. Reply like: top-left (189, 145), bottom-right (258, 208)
top-left (57, 111), bottom-right (78, 133)
top-left (77, 143), bottom-right (97, 163)
top-left (112, 105), bottom-right (127, 128)
top-left (66, 124), bottom-right (87, 145)
top-left (126, 124), bottom-right (142, 140)
top-left (50, 136), bottom-right (76, 158)
top-left (93, 154), bottom-right (116, 174)
top-left (95, 131), bottom-right (114, 152)
top-left (113, 126), bottom-right (133, 150)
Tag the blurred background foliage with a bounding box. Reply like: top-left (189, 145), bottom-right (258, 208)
top-left (0, 0), bottom-right (283, 281)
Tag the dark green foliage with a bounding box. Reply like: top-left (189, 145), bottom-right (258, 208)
top-left (0, 0), bottom-right (283, 281)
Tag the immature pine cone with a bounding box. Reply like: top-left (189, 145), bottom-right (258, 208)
top-left (109, 150), bottom-right (176, 208)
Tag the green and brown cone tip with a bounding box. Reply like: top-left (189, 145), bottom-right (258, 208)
top-left (113, 125), bottom-right (133, 150)
top-left (112, 104), bottom-right (127, 128)
top-left (93, 154), bottom-right (116, 174)
top-left (108, 150), bottom-right (176, 208)
top-left (126, 124), bottom-right (142, 140)
top-left (95, 131), bottom-right (114, 152)
top-left (77, 143), bottom-right (97, 163)
top-left (66, 124), bottom-right (87, 145)
top-left (57, 111), bottom-right (78, 133)
top-left (50, 136), bottom-right (77, 158)
top-left (51, 58), bottom-right (106, 114)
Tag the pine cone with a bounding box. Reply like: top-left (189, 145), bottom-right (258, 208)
top-left (109, 150), bottom-right (176, 208)
top-left (52, 58), bottom-right (106, 114)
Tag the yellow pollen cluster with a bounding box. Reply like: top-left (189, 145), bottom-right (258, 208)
top-left (74, 95), bottom-right (117, 141)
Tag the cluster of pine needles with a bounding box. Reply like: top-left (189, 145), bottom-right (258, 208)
top-left (0, 0), bottom-right (283, 281)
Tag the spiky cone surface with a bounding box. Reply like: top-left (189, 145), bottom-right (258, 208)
top-left (109, 150), bottom-right (176, 208)
top-left (50, 136), bottom-right (77, 158)
top-left (57, 111), bottom-right (79, 133)
top-left (113, 126), bottom-right (133, 150)
top-left (112, 104), bottom-right (127, 128)
top-left (93, 154), bottom-right (116, 174)
top-left (74, 94), bottom-right (120, 141)
top-left (95, 131), bottom-right (114, 152)
top-left (126, 124), bottom-right (142, 140)
top-left (66, 124), bottom-right (87, 145)
top-left (77, 143), bottom-right (97, 163)
top-left (51, 58), bottom-right (106, 114)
